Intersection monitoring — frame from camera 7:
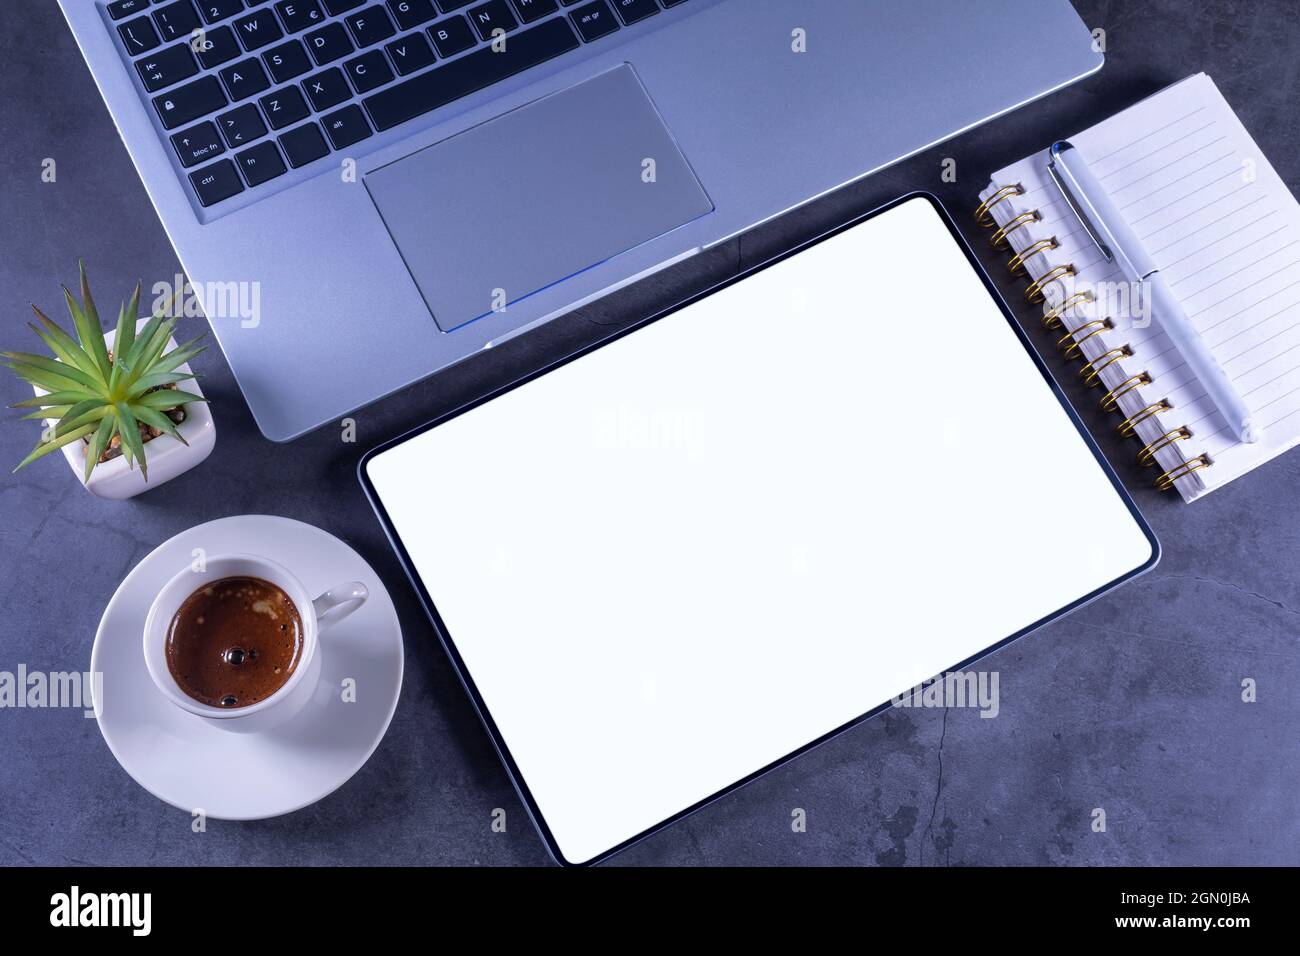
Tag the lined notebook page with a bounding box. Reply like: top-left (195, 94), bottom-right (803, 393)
top-left (982, 74), bottom-right (1300, 501)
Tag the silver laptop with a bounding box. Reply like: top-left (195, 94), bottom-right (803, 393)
top-left (61, 0), bottom-right (1101, 440)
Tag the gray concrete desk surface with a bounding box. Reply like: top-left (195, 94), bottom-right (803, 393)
top-left (0, 0), bottom-right (1295, 865)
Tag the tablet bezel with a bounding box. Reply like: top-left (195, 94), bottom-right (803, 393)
top-left (359, 192), bottom-right (1160, 866)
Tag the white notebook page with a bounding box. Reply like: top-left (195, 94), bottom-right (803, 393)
top-left (983, 74), bottom-right (1300, 500)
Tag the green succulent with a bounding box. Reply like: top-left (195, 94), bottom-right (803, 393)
top-left (2, 263), bottom-right (206, 482)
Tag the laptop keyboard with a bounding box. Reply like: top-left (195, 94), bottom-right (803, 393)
top-left (106, 0), bottom-right (692, 210)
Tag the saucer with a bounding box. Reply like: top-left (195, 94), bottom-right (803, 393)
top-left (90, 515), bottom-right (404, 820)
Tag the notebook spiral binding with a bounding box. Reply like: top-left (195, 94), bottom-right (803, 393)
top-left (974, 185), bottom-right (1214, 491)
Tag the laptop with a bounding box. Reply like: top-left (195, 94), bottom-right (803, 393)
top-left (61, 0), bottom-right (1102, 440)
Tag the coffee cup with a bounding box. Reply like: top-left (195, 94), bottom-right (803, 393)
top-left (143, 553), bottom-right (367, 731)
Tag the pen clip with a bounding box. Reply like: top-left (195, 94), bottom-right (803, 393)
top-left (1047, 141), bottom-right (1115, 265)
top-left (1047, 141), bottom-right (1157, 281)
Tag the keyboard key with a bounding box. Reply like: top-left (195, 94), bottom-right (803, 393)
top-left (385, 32), bottom-right (436, 75)
top-left (136, 43), bottom-right (198, 92)
top-left (343, 49), bottom-right (395, 93)
top-left (198, 0), bottom-right (245, 24)
top-left (217, 102), bottom-right (268, 146)
top-left (170, 120), bottom-right (226, 167)
top-left (568, 0), bottom-right (618, 41)
top-left (437, 0), bottom-right (476, 8)
top-left (259, 85), bottom-right (312, 128)
top-left (274, 0), bottom-right (327, 32)
top-left (466, 0), bottom-right (517, 40)
top-left (118, 15), bottom-right (162, 54)
top-left (610, 0), bottom-right (657, 24)
top-left (427, 15), bottom-right (475, 56)
top-left (661, 0), bottom-right (687, 5)
top-left (279, 122), bottom-right (331, 167)
top-left (323, 0), bottom-right (364, 12)
top-left (153, 1), bottom-right (202, 42)
top-left (304, 21), bottom-right (355, 64)
top-left (233, 7), bottom-right (285, 50)
top-left (263, 39), bottom-right (313, 81)
top-left (189, 158), bottom-right (245, 205)
top-left (153, 74), bottom-right (227, 129)
top-left (219, 57), bottom-right (272, 99)
top-left (510, 0), bottom-right (557, 23)
top-left (388, 0), bottom-right (437, 30)
top-left (321, 103), bottom-right (373, 148)
top-left (195, 23), bottom-right (241, 66)
top-left (108, 0), bottom-right (153, 21)
top-left (302, 67), bottom-right (352, 110)
top-left (365, 16), bottom-right (577, 131)
top-left (235, 140), bottom-right (288, 186)
top-left (345, 5), bottom-right (397, 47)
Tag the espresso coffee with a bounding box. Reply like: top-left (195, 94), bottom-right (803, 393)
top-left (165, 576), bottom-right (304, 708)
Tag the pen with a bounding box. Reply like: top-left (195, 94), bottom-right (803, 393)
top-left (1047, 140), bottom-right (1260, 444)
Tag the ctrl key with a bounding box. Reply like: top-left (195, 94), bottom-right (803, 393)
top-left (189, 159), bottom-right (245, 207)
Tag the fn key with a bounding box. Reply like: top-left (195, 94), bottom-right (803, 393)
top-left (189, 159), bottom-right (244, 206)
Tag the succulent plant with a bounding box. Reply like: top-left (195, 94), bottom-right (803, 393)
top-left (2, 263), bottom-right (206, 482)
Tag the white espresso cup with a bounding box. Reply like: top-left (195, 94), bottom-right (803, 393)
top-left (143, 553), bottom-right (368, 731)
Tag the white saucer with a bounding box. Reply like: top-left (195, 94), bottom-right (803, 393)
top-left (90, 515), bottom-right (404, 820)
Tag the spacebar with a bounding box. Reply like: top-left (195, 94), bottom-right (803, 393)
top-left (364, 18), bottom-right (581, 133)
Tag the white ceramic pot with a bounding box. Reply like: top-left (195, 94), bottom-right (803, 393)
top-left (35, 318), bottom-right (216, 499)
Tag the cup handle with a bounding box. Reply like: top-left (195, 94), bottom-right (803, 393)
top-left (313, 581), bottom-right (369, 635)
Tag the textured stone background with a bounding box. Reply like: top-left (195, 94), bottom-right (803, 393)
top-left (0, 0), bottom-right (1296, 865)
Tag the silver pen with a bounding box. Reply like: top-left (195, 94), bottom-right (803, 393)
top-left (1047, 141), bottom-right (1260, 444)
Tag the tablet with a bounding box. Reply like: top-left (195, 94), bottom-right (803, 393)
top-left (360, 194), bottom-right (1158, 865)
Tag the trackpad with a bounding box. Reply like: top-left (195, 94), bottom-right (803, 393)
top-left (365, 64), bottom-right (714, 332)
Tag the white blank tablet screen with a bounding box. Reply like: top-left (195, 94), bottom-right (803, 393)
top-left (365, 196), bottom-right (1155, 864)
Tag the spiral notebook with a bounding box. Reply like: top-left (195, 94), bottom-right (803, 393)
top-left (977, 73), bottom-right (1300, 501)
